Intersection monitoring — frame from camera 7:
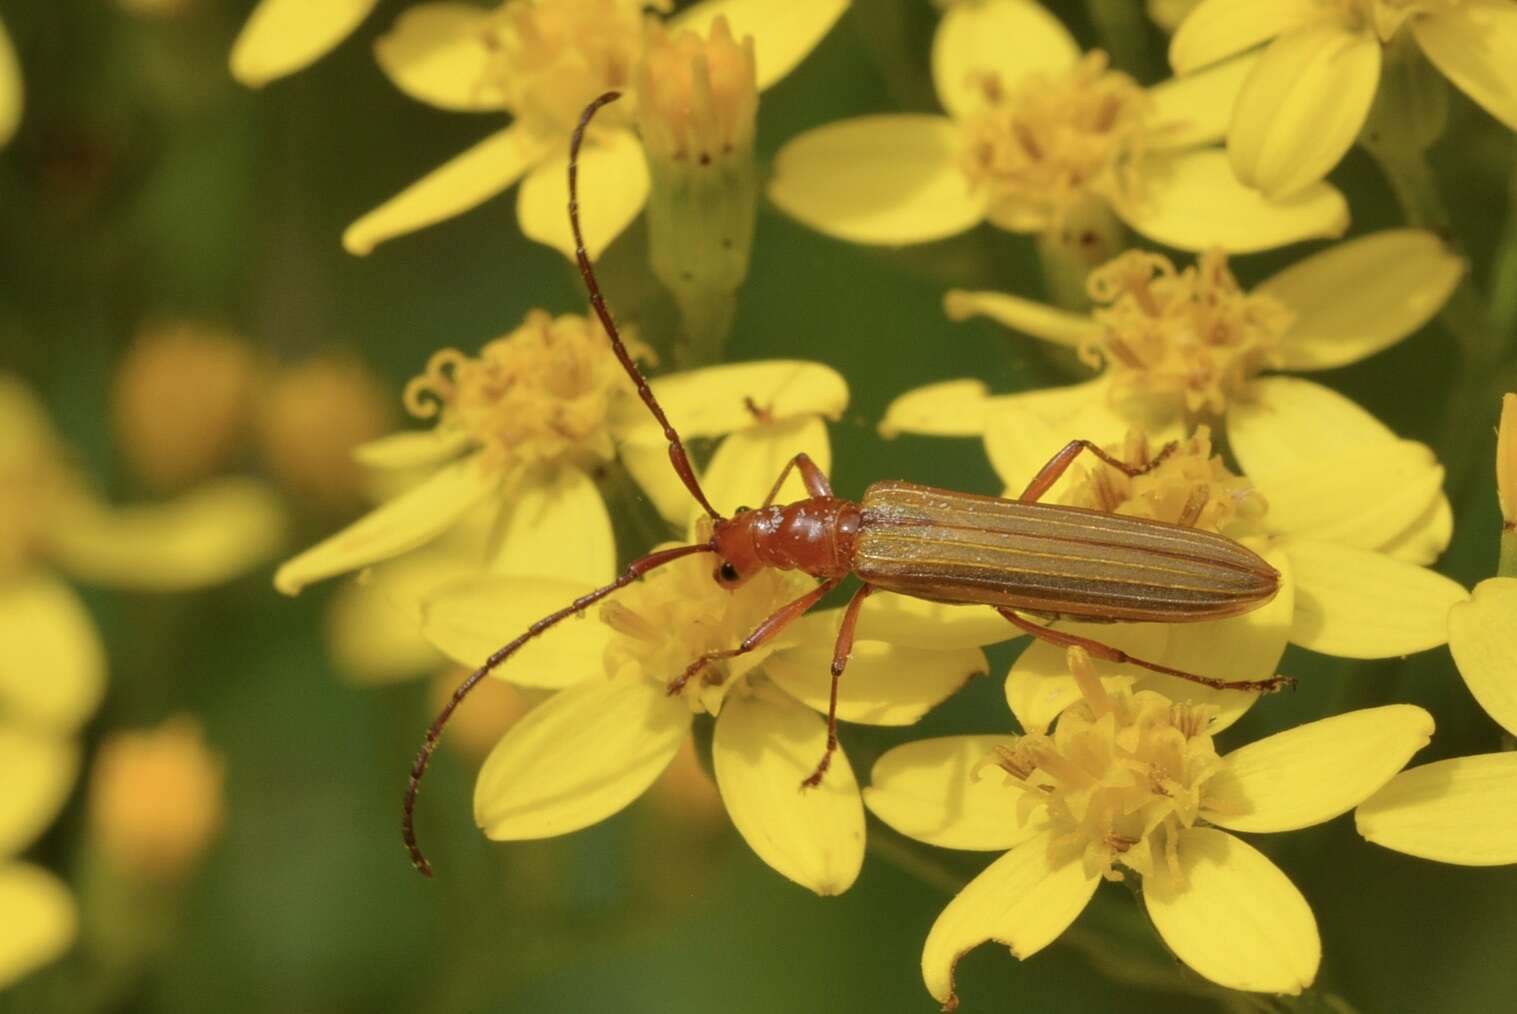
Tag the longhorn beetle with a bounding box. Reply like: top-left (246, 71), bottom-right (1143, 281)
top-left (401, 91), bottom-right (1290, 877)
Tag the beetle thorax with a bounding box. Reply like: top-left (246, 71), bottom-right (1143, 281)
top-left (711, 498), bottom-right (861, 585)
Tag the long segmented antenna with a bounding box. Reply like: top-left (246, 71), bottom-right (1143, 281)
top-left (402, 543), bottom-right (713, 876)
top-left (569, 90), bottom-right (722, 521)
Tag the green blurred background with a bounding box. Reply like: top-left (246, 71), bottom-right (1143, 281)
top-left (3, 1), bottom-right (1516, 1012)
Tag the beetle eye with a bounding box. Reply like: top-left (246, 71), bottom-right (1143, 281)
top-left (734, 505), bottom-right (751, 514)
top-left (718, 562), bottom-right (740, 584)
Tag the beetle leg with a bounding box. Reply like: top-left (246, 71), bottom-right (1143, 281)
top-left (1018, 439), bottom-right (1180, 503)
top-left (998, 609), bottom-right (1294, 694)
top-left (666, 577), bottom-right (841, 696)
top-left (758, 452), bottom-right (834, 508)
top-left (802, 583), bottom-right (875, 789)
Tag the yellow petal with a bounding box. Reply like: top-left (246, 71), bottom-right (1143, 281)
top-left (930, 0), bottom-right (1079, 119)
top-left (863, 735), bottom-right (1037, 851)
top-left (921, 831), bottom-right (1100, 1007)
top-left (51, 478), bottom-right (286, 593)
top-left (0, 864), bottom-right (75, 991)
top-left (618, 441), bottom-right (697, 527)
top-left (486, 465), bottom-right (614, 585)
top-left (229, 0), bottom-right (378, 87)
top-left (1204, 704), bottom-right (1433, 833)
top-left (1168, 0), bottom-right (1319, 73)
top-left (1228, 377), bottom-right (1397, 477)
top-left (1265, 230), bottom-right (1464, 370)
top-left (1356, 752), bottom-right (1517, 866)
top-left (0, 728), bottom-right (76, 856)
top-left (1500, 393), bottom-right (1517, 527)
top-left (0, 15), bottom-right (21, 147)
top-left (697, 417), bottom-right (831, 521)
top-left (1413, 3), bottom-right (1517, 132)
top-left (613, 360), bottom-right (849, 445)
top-left (421, 576), bottom-right (611, 689)
top-left (1228, 26), bottom-right (1380, 199)
top-left (1285, 539), bottom-right (1467, 658)
top-left (1007, 621), bottom-right (1169, 734)
top-left (768, 115), bottom-right (987, 245)
top-left (853, 591), bottom-right (1013, 650)
top-left (474, 676), bottom-right (689, 839)
top-left (274, 456), bottom-right (496, 595)
top-left (324, 547), bottom-right (473, 685)
top-left (374, 3), bottom-right (500, 111)
top-left (1448, 578), bottom-right (1517, 738)
top-left (352, 428), bottom-right (473, 470)
top-left (1112, 147), bottom-right (1348, 253)
top-left (943, 289), bottom-right (1097, 348)
top-left (764, 614), bottom-right (986, 725)
top-left (711, 688), bottom-right (864, 895)
top-left (1144, 828), bottom-right (1319, 994)
top-left (343, 126), bottom-right (552, 256)
top-left (0, 573), bottom-right (104, 730)
top-left (1147, 53), bottom-right (1261, 150)
top-left (517, 130), bottom-right (648, 261)
top-left (674, 0), bottom-right (849, 92)
top-left (879, 380), bottom-right (999, 439)
top-left (1379, 490), bottom-right (1453, 566)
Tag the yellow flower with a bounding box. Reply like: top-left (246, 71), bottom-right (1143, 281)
top-left (88, 717), bottom-right (225, 880)
top-left (0, 14), bottom-right (20, 147)
top-left (865, 649), bottom-right (1434, 1006)
top-left (1148, 0), bottom-right (1201, 33)
top-left (343, 0), bottom-right (849, 258)
top-left (1171, 0), bottom-right (1517, 198)
top-left (769, 0), bottom-right (1348, 254)
top-left (274, 311), bottom-right (849, 595)
top-left (1499, 391), bottom-right (1517, 531)
top-left (230, 0), bottom-right (380, 88)
top-left (428, 446), bottom-right (990, 894)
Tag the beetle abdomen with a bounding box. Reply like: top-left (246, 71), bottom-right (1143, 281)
top-left (854, 481), bottom-right (1278, 622)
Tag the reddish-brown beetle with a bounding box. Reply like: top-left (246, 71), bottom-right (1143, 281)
top-left (401, 91), bottom-right (1288, 877)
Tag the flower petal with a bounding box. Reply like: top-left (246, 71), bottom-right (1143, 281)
top-left (853, 591), bottom-right (1012, 650)
top-left (1204, 704), bottom-right (1433, 833)
top-left (230, 0), bottom-right (378, 87)
top-left (921, 831), bottom-right (1100, 1008)
top-left (1379, 490), bottom-right (1453, 566)
top-left (1168, 0), bottom-right (1319, 73)
top-left (421, 575), bottom-right (611, 689)
top-left (0, 727), bottom-right (77, 856)
top-left (1112, 147), bottom-right (1348, 253)
top-left (1228, 26), bottom-right (1380, 199)
top-left (51, 478), bottom-right (286, 593)
top-left (930, 0), bottom-right (1079, 119)
top-left (1229, 377), bottom-right (1396, 477)
top-left (863, 735), bottom-right (1037, 851)
top-left (374, 3), bottom-right (501, 112)
top-left (0, 573), bottom-right (104, 730)
top-left (0, 15), bottom-right (21, 147)
top-left (674, 0), bottom-right (849, 92)
top-left (879, 380), bottom-right (999, 439)
top-left (1144, 828), bottom-right (1319, 994)
top-left (275, 456), bottom-right (496, 595)
top-left (612, 360), bottom-right (849, 445)
top-left (517, 130), bottom-right (648, 261)
top-left (324, 549), bottom-right (470, 685)
top-left (713, 687), bottom-right (865, 894)
top-left (1285, 539), bottom-right (1467, 658)
top-left (764, 615), bottom-right (986, 725)
top-left (768, 115), bottom-right (987, 245)
top-left (1356, 753), bottom-right (1517, 866)
top-left (1448, 578), bottom-right (1517, 738)
top-left (0, 864), bottom-right (75, 991)
top-left (486, 465), bottom-right (614, 585)
top-left (943, 289), bottom-right (1097, 348)
top-left (1413, 2), bottom-right (1517, 133)
top-left (1264, 230), bottom-right (1464, 370)
top-left (343, 126), bottom-right (552, 256)
top-left (1007, 621), bottom-right (1169, 734)
top-left (1148, 53), bottom-right (1261, 151)
top-left (352, 428), bottom-right (473, 470)
top-left (474, 676), bottom-right (689, 839)
top-left (697, 417), bottom-right (832, 522)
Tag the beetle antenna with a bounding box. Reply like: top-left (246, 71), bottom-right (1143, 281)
top-left (403, 542), bottom-right (714, 877)
top-left (569, 91), bottom-right (722, 521)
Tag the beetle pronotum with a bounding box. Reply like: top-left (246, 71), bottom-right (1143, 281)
top-left (401, 91), bottom-right (1289, 877)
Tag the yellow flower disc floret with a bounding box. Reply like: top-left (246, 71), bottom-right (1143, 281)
top-left (1084, 249), bottom-right (1294, 416)
top-left (636, 15), bottom-right (756, 166)
top-left (959, 52), bottom-right (1151, 231)
top-left (402, 310), bottom-right (636, 475)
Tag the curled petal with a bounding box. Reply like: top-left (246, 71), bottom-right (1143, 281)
top-left (517, 130), bottom-right (649, 260)
top-left (474, 676), bottom-right (689, 839)
top-left (0, 573), bottom-right (104, 730)
top-left (922, 832), bottom-right (1100, 1008)
top-left (674, 0), bottom-right (849, 92)
top-left (1448, 578), bottom-right (1517, 738)
top-left (230, 0), bottom-right (378, 87)
top-left (1356, 753), bottom-right (1517, 866)
top-left (0, 864), bottom-right (76, 991)
top-left (943, 289), bottom-right (1096, 348)
top-left (1204, 704), bottom-right (1433, 833)
top-left (1144, 828), bottom-right (1320, 994)
top-left (930, 0), bottom-right (1079, 119)
top-left (1413, 3), bottom-right (1517, 132)
top-left (374, 3), bottom-right (501, 112)
top-left (1168, 0), bottom-right (1319, 73)
top-left (0, 727), bottom-right (77, 856)
top-left (880, 380), bottom-right (1000, 439)
top-left (487, 465), bottom-right (614, 586)
top-left (769, 115), bottom-right (987, 245)
top-left (712, 688), bottom-right (864, 895)
top-left (863, 735), bottom-right (1035, 851)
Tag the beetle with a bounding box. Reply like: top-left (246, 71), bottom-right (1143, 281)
top-left (400, 91), bottom-right (1288, 877)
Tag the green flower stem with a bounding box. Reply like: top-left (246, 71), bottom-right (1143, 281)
top-left (1489, 165), bottom-right (1517, 339)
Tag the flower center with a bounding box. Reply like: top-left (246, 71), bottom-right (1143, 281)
top-left (1082, 249), bottom-right (1293, 417)
top-left (402, 310), bottom-right (636, 475)
top-left (958, 52), bottom-right (1151, 231)
top-left (1058, 426), bottom-right (1268, 537)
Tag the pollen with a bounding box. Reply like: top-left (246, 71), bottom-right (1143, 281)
top-left (402, 310), bottom-right (639, 475)
top-left (1082, 249), bottom-right (1294, 416)
top-left (958, 51), bottom-right (1151, 231)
